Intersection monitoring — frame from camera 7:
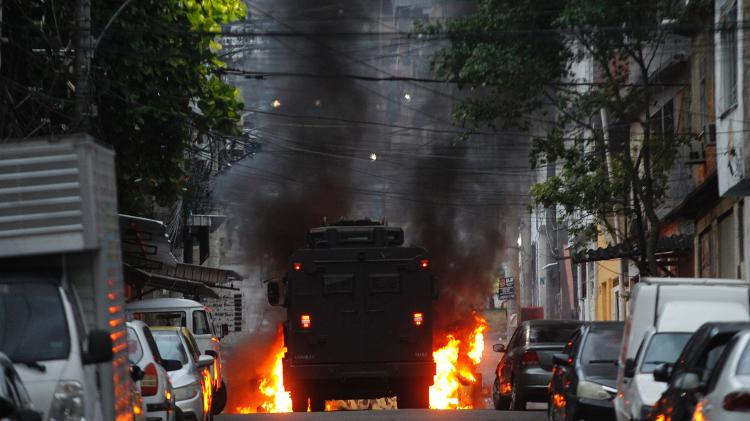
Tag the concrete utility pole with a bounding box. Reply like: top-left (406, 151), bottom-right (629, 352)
top-left (73, 0), bottom-right (92, 132)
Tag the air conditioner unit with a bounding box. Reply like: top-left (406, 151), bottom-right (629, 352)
top-left (686, 140), bottom-right (706, 165)
top-left (703, 123), bottom-right (716, 145)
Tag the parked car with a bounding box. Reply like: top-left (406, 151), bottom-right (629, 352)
top-left (151, 327), bottom-right (215, 421)
top-left (615, 278), bottom-right (750, 421)
top-left (0, 353), bottom-right (41, 421)
top-left (647, 321), bottom-right (750, 421)
top-left (128, 321), bottom-right (179, 421)
top-left (548, 322), bottom-right (623, 421)
top-left (127, 298), bottom-right (227, 414)
top-left (492, 319), bottom-right (583, 410)
top-left (690, 329), bottom-right (750, 421)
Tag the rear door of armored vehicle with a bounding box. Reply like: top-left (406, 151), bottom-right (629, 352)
top-left (286, 243), bottom-right (433, 366)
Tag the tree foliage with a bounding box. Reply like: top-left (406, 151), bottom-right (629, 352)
top-left (0, 0), bottom-right (246, 214)
top-left (428, 0), bottom-right (701, 274)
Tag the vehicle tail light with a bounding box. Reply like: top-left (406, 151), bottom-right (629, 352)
top-left (141, 363), bottom-right (159, 396)
top-left (293, 262), bottom-right (302, 271)
top-left (419, 259), bottom-right (430, 269)
top-left (723, 392), bottom-right (750, 411)
top-left (413, 312), bottom-right (424, 326)
top-left (520, 350), bottom-right (539, 366)
top-left (301, 314), bottom-right (312, 329)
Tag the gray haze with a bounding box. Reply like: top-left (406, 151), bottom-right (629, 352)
top-left (215, 0), bottom-right (532, 334)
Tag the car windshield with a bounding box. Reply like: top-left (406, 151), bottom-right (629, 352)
top-left (528, 325), bottom-right (579, 344)
top-left (0, 282), bottom-right (70, 362)
top-left (581, 325), bottom-right (623, 365)
top-left (131, 311), bottom-right (186, 328)
top-left (737, 339), bottom-right (750, 375)
top-left (640, 333), bottom-right (692, 373)
top-left (152, 331), bottom-right (189, 364)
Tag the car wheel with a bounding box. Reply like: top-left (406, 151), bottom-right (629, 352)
top-left (211, 381), bottom-right (227, 414)
top-left (290, 389), bottom-right (309, 413)
top-left (510, 380), bottom-right (526, 411)
top-left (492, 377), bottom-right (511, 410)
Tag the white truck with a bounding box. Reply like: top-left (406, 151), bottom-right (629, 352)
top-left (614, 277), bottom-right (750, 421)
top-left (0, 135), bottom-right (132, 421)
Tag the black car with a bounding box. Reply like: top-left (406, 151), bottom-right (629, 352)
top-left (0, 353), bottom-right (41, 421)
top-left (492, 319), bottom-right (583, 411)
top-left (648, 321), bottom-right (750, 421)
top-left (548, 322), bottom-right (623, 421)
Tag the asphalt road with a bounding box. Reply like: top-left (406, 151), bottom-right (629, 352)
top-left (217, 409), bottom-right (546, 421)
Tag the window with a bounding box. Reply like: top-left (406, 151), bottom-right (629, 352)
top-left (698, 58), bottom-right (707, 129)
top-left (700, 229), bottom-right (712, 277)
top-left (192, 310), bottom-right (212, 335)
top-left (528, 325), bottom-right (579, 344)
top-left (581, 325), bottom-right (623, 365)
top-left (718, 211), bottom-right (737, 278)
top-left (127, 327), bottom-right (144, 364)
top-left (151, 331), bottom-right (188, 364)
top-left (720, 1), bottom-right (738, 112)
top-left (737, 340), bottom-right (750, 375)
top-left (132, 311), bottom-right (186, 328)
top-left (0, 282), bottom-right (70, 362)
top-left (640, 333), bottom-right (692, 373)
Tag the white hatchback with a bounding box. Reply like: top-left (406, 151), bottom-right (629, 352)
top-left (127, 321), bottom-right (177, 421)
top-left (691, 329), bottom-right (750, 421)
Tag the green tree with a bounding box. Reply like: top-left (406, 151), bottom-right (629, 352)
top-left (426, 0), bottom-right (705, 275)
top-left (0, 0), bottom-right (246, 214)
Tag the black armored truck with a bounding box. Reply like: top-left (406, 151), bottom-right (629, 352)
top-left (267, 220), bottom-right (437, 411)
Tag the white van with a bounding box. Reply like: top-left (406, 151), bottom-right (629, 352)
top-left (614, 278), bottom-right (750, 421)
top-left (126, 298), bottom-right (227, 414)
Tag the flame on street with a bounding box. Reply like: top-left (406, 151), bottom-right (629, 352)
top-left (429, 314), bottom-right (488, 410)
top-left (234, 325), bottom-right (292, 413)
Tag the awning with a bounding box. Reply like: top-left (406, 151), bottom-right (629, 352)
top-left (573, 234), bottom-right (693, 263)
top-left (189, 214), bottom-right (227, 233)
top-left (119, 214), bottom-right (242, 298)
top-left (124, 265), bottom-right (221, 299)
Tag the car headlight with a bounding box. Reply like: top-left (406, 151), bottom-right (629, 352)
top-left (576, 380), bottom-right (611, 400)
top-left (173, 383), bottom-right (201, 402)
top-left (48, 380), bottom-right (85, 421)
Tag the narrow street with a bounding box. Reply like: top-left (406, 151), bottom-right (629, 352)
top-left (218, 409), bottom-right (546, 421)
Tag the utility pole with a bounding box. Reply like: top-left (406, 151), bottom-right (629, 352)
top-left (73, 0), bottom-right (92, 132)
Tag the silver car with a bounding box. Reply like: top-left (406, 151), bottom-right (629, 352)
top-left (151, 327), bottom-right (214, 421)
top-left (690, 329), bottom-right (750, 421)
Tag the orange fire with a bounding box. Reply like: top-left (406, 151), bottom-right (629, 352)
top-left (429, 314), bottom-right (488, 410)
top-left (235, 326), bottom-right (292, 413)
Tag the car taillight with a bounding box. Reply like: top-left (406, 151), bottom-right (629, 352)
top-left (520, 350), bottom-right (539, 366)
top-left (419, 259), bottom-right (430, 269)
top-left (301, 314), bottom-right (312, 329)
top-left (141, 363), bottom-right (159, 396)
top-left (723, 392), bottom-right (750, 411)
top-left (413, 312), bottom-right (424, 326)
top-left (293, 262), bottom-right (302, 271)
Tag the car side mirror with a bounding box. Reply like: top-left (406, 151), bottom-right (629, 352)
top-left (553, 353), bottom-right (572, 366)
top-left (162, 359), bottom-right (183, 372)
top-left (267, 282), bottom-right (281, 306)
top-left (672, 372), bottom-right (700, 392)
top-left (130, 365), bottom-right (145, 382)
top-left (653, 363), bottom-right (672, 383)
top-left (624, 358), bottom-right (636, 378)
top-left (18, 409), bottom-right (43, 421)
top-left (205, 350), bottom-right (218, 358)
top-left (492, 343), bottom-right (506, 353)
top-left (221, 324), bottom-right (229, 338)
top-left (197, 354), bottom-right (214, 368)
top-left (83, 329), bottom-right (114, 364)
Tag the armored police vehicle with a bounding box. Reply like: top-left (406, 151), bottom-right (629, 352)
top-left (267, 220), bottom-right (436, 411)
